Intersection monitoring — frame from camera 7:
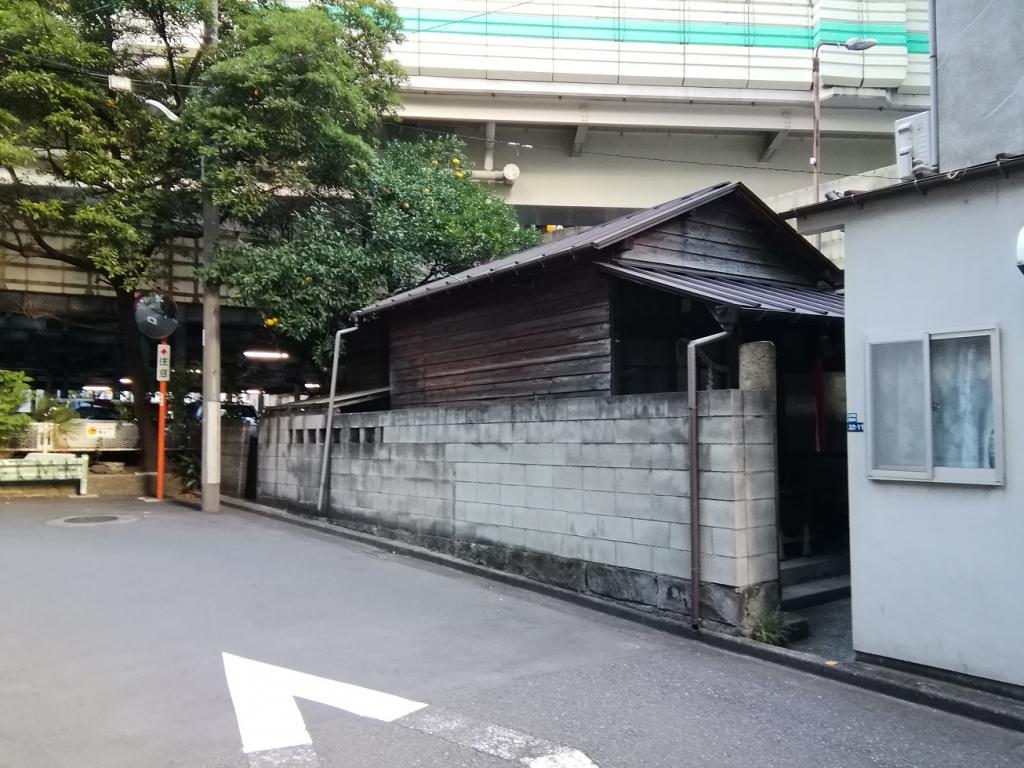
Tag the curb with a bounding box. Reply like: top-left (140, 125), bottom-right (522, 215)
top-left (221, 495), bottom-right (1024, 732)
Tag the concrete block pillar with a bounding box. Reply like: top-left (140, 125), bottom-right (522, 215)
top-left (739, 341), bottom-right (776, 392)
top-left (736, 341), bottom-right (780, 625)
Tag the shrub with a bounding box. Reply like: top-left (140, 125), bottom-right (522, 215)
top-left (0, 369), bottom-right (32, 448)
top-left (749, 608), bottom-right (791, 646)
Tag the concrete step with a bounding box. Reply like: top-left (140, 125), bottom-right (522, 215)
top-left (780, 553), bottom-right (850, 587)
top-left (783, 612), bottom-right (810, 643)
top-left (782, 575), bottom-right (851, 611)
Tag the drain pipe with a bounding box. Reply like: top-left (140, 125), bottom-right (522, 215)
top-left (928, 0), bottom-right (939, 171)
top-left (484, 121), bottom-right (496, 172)
top-left (472, 121), bottom-right (521, 184)
top-left (316, 326), bottom-right (359, 514)
top-left (688, 329), bottom-right (731, 629)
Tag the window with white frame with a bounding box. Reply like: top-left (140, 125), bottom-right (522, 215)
top-left (866, 328), bottom-right (1002, 484)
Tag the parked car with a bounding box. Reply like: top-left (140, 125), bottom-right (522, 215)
top-left (7, 398), bottom-right (140, 454)
top-left (57, 399), bottom-right (139, 452)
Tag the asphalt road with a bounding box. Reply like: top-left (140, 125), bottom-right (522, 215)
top-left (1, 497), bottom-right (1022, 768)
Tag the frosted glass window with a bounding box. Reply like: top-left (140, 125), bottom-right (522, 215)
top-left (931, 335), bottom-right (995, 469)
top-left (870, 340), bottom-right (927, 472)
top-left (867, 328), bottom-right (1001, 484)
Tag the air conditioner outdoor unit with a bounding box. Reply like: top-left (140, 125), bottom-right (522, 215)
top-left (895, 112), bottom-right (937, 180)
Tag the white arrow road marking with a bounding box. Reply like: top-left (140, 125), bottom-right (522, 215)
top-left (222, 653), bottom-right (599, 768)
top-left (222, 652), bottom-right (427, 753)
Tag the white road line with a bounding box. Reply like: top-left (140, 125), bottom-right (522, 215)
top-left (396, 707), bottom-right (599, 767)
top-left (222, 653), bottom-right (599, 767)
top-left (246, 745), bottom-right (322, 768)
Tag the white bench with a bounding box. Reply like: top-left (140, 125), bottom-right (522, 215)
top-left (0, 453), bottom-right (89, 495)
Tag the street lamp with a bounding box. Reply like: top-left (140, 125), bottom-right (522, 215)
top-left (811, 37), bottom-right (878, 202)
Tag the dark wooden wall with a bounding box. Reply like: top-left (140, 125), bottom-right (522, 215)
top-left (610, 281), bottom-right (732, 396)
top-left (624, 197), bottom-right (820, 285)
top-left (388, 261), bottom-right (611, 407)
top-left (342, 322), bottom-right (389, 392)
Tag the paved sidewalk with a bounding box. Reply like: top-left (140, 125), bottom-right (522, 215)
top-left (790, 599), bottom-right (855, 662)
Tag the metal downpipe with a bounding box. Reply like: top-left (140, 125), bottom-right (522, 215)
top-left (316, 326), bottom-right (360, 514)
top-left (928, 0), bottom-right (940, 171)
top-left (688, 330), bottom-right (731, 629)
top-left (484, 121), bottom-right (496, 171)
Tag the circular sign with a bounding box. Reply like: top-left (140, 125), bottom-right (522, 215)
top-left (134, 292), bottom-right (179, 340)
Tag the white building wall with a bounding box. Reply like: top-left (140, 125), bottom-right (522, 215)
top-left (393, 0), bottom-right (931, 92)
top-left (464, 125), bottom-right (896, 210)
top-left (839, 177), bottom-right (1024, 686)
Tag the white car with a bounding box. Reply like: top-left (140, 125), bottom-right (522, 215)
top-left (8, 400), bottom-right (140, 454)
top-left (58, 400), bottom-right (140, 452)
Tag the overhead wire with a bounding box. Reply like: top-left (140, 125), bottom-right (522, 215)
top-left (384, 121), bottom-right (907, 182)
top-left (0, 40), bottom-right (905, 183)
top-left (1, 5), bottom-right (909, 184)
top-left (406, 0), bottom-right (544, 35)
top-left (0, 43), bottom-right (208, 91)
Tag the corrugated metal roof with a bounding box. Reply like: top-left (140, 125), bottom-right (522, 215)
top-left (597, 262), bottom-right (844, 318)
top-left (354, 181), bottom-right (836, 318)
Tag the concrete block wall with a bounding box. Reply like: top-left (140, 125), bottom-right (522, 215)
top-left (258, 391), bottom-right (778, 629)
top-left (221, 422), bottom-right (255, 499)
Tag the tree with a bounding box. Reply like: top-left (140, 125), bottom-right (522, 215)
top-left (0, 0), bottom-right (404, 465)
top-left (206, 136), bottom-right (539, 365)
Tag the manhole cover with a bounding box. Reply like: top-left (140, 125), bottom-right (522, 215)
top-left (47, 514), bottom-right (141, 527)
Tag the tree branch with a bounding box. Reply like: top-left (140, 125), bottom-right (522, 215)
top-left (3, 166), bottom-right (94, 271)
top-left (0, 236), bottom-right (25, 254)
top-left (149, 8), bottom-right (183, 108)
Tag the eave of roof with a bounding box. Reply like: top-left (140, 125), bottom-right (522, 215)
top-left (597, 261), bottom-right (844, 318)
top-left (264, 387), bottom-right (389, 414)
top-left (781, 153), bottom-right (1024, 220)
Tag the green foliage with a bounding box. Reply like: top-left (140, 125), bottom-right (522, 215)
top-left (206, 207), bottom-right (389, 362)
top-left (164, 364), bottom-right (201, 493)
top-left (186, 0), bottom-right (404, 220)
top-left (1, 2), bottom-right (535, 376)
top-left (208, 137), bottom-right (539, 363)
top-left (748, 608), bottom-right (791, 647)
top-left (362, 137), bottom-right (539, 284)
top-left (0, 369), bottom-right (32, 445)
top-left (110, 399), bottom-right (137, 423)
top-left (0, 0), bottom-right (405, 290)
top-left (0, 0), bottom-right (194, 285)
top-left (171, 446), bottom-right (201, 494)
top-left (29, 395), bottom-right (76, 432)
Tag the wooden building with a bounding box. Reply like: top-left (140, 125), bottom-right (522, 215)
top-left (261, 183), bottom-right (851, 625)
top-left (347, 182), bottom-right (848, 568)
top-left (352, 181), bottom-right (843, 410)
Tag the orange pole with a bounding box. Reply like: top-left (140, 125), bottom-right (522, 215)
top-left (156, 339), bottom-right (167, 500)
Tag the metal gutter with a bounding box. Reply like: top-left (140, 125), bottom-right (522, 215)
top-left (688, 329), bottom-right (731, 630)
top-left (781, 154), bottom-right (1024, 220)
top-left (928, 0), bottom-right (940, 171)
top-left (317, 326), bottom-right (362, 514)
top-left (263, 388), bottom-right (390, 414)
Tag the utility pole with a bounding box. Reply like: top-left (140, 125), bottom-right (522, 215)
top-left (201, 0), bottom-right (221, 512)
